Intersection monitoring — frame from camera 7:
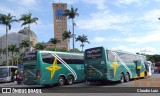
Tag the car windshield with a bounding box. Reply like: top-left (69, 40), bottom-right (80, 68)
top-left (0, 68), bottom-right (9, 78)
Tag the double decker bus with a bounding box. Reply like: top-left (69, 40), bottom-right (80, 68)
top-left (84, 47), bottom-right (149, 83)
top-left (23, 50), bottom-right (84, 86)
top-left (0, 66), bottom-right (17, 82)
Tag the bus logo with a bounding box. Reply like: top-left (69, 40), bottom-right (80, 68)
top-left (110, 57), bottom-right (120, 77)
top-left (46, 58), bottom-right (62, 80)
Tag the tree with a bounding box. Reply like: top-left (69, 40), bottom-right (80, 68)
top-left (62, 30), bottom-right (72, 51)
top-left (70, 48), bottom-right (80, 52)
top-left (19, 39), bottom-right (30, 52)
top-left (19, 13), bottom-right (38, 51)
top-left (49, 38), bottom-right (61, 51)
top-left (15, 47), bottom-right (20, 66)
top-left (0, 13), bottom-right (18, 66)
top-left (35, 42), bottom-right (46, 50)
top-left (75, 34), bottom-right (90, 52)
top-left (8, 44), bottom-right (17, 66)
top-left (63, 6), bottom-right (79, 50)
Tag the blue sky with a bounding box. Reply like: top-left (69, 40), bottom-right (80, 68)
top-left (0, 0), bottom-right (160, 54)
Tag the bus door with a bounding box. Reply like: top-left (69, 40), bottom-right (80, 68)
top-left (40, 53), bottom-right (58, 84)
top-left (135, 60), bottom-right (142, 77)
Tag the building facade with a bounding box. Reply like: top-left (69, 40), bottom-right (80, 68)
top-left (0, 27), bottom-right (37, 65)
top-left (53, 3), bottom-right (68, 50)
top-left (18, 27), bottom-right (38, 47)
top-left (0, 32), bottom-right (28, 49)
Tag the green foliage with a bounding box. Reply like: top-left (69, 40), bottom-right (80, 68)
top-left (0, 13), bottom-right (19, 30)
top-left (62, 30), bottom-right (72, 41)
top-left (75, 34), bottom-right (90, 51)
top-left (0, 13), bottom-right (19, 66)
top-left (49, 38), bottom-right (61, 51)
top-left (63, 6), bottom-right (79, 19)
top-left (35, 42), bottom-right (46, 50)
top-left (46, 48), bottom-right (56, 51)
top-left (61, 47), bottom-right (68, 52)
top-left (69, 48), bottom-right (80, 52)
top-left (19, 39), bottom-right (30, 51)
top-left (63, 6), bottom-right (79, 50)
top-left (146, 54), bottom-right (160, 63)
top-left (19, 13), bottom-right (38, 29)
top-left (62, 30), bottom-right (72, 51)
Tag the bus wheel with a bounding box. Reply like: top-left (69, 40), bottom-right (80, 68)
top-left (120, 74), bottom-right (125, 83)
top-left (58, 76), bottom-right (65, 86)
top-left (67, 75), bottom-right (74, 85)
top-left (125, 73), bottom-right (130, 82)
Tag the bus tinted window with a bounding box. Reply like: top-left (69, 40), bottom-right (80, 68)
top-left (107, 50), bottom-right (136, 63)
top-left (41, 53), bottom-right (84, 64)
top-left (41, 53), bottom-right (55, 64)
top-left (57, 54), bottom-right (84, 64)
top-left (23, 51), bottom-right (37, 61)
top-left (107, 51), bottom-right (115, 61)
top-left (85, 47), bottom-right (102, 60)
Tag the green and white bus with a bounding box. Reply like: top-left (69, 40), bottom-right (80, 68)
top-left (84, 47), bottom-right (149, 83)
top-left (23, 50), bottom-right (84, 86)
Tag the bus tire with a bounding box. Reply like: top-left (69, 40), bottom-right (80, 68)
top-left (67, 75), bottom-right (74, 85)
top-left (58, 76), bottom-right (65, 86)
top-left (120, 74), bottom-right (125, 83)
top-left (125, 73), bottom-right (130, 82)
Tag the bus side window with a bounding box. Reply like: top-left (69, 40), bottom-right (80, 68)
top-left (107, 51), bottom-right (115, 62)
top-left (71, 55), bottom-right (84, 64)
top-left (41, 53), bottom-right (54, 64)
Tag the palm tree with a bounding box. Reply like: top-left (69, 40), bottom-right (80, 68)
top-left (62, 30), bottom-right (72, 51)
top-left (19, 39), bottom-right (30, 52)
top-left (35, 42), bottom-right (46, 50)
top-left (15, 47), bottom-right (20, 66)
top-left (75, 34), bottom-right (90, 52)
top-left (19, 13), bottom-right (38, 51)
top-left (0, 13), bottom-right (19, 66)
top-left (8, 44), bottom-right (17, 66)
top-left (49, 38), bottom-right (61, 51)
top-left (63, 6), bottom-right (79, 50)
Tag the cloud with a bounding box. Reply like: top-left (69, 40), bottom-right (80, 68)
top-left (9, 0), bottom-right (37, 6)
top-left (92, 37), bottom-right (106, 43)
top-left (112, 45), bottom-right (157, 55)
top-left (143, 9), bottom-right (160, 21)
top-left (92, 37), bottom-right (120, 43)
top-left (77, 10), bottom-right (131, 31)
top-left (81, 0), bottom-right (107, 10)
top-left (117, 0), bottom-right (140, 5)
top-left (115, 0), bottom-right (149, 6)
top-left (124, 31), bottom-right (160, 44)
top-left (53, 0), bottom-right (78, 4)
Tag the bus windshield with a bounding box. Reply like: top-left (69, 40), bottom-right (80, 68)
top-left (85, 47), bottom-right (103, 60)
top-left (0, 68), bottom-right (8, 78)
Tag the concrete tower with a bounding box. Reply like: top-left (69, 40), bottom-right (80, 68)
top-left (53, 3), bottom-right (68, 50)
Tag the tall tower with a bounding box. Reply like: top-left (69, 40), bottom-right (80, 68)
top-left (53, 3), bottom-right (68, 50)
